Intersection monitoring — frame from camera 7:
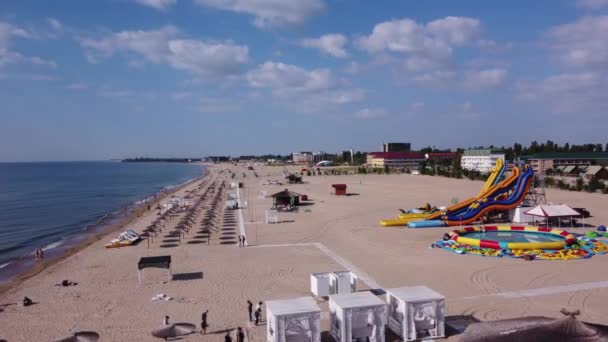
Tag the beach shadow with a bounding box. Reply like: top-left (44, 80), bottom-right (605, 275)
top-left (346, 193), bottom-right (360, 196)
top-left (278, 220), bottom-right (295, 224)
top-left (445, 315), bottom-right (480, 336)
top-left (159, 244), bottom-right (179, 248)
top-left (193, 235), bottom-right (209, 239)
top-left (219, 236), bottom-right (236, 240)
top-left (187, 240), bottom-right (206, 244)
top-left (369, 288), bottom-right (386, 296)
top-left (220, 241), bottom-right (237, 245)
top-left (162, 239), bottom-right (180, 243)
top-left (172, 272), bottom-right (203, 281)
top-left (221, 232), bottom-right (237, 235)
top-left (297, 202), bottom-right (315, 206)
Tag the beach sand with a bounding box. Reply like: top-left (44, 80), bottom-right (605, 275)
top-left (2, 164), bottom-right (608, 341)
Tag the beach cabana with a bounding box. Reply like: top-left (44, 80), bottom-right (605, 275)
top-left (266, 297), bottom-right (321, 342)
top-left (524, 204), bottom-right (582, 227)
top-left (329, 291), bottom-right (387, 342)
top-left (286, 174), bottom-right (303, 184)
top-left (310, 271), bottom-right (357, 298)
top-left (137, 255), bottom-right (171, 285)
top-left (386, 286), bottom-right (445, 341)
top-left (270, 189), bottom-right (302, 208)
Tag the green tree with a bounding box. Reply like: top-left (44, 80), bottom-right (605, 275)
top-left (588, 176), bottom-right (604, 193)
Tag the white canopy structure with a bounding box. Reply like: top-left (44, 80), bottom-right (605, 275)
top-left (266, 297), bottom-right (321, 342)
top-left (386, 286), bottom-right (445, 341)
top-left (310, 271), bottom-right (357, 298)
top-left (524, 204), bottom-right (582, 227)
top-left (329, 291), bottom-right (387, 342)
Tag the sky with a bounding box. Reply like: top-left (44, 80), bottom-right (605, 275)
top-left (1, 0), bottom-right (608, 161)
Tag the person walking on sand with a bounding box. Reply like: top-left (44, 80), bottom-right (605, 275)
top-left (242, 235), bottom-right (246, 247)
top-left (238, 235), bottom-right (242, 247)
top-left (254, 308), bottom-right (260, 326)
top-left (247, 300), bottom-right (253, 321)
top-left (225, 331), bottom-right (232, 342)
top-left (237, 327), bottom-right (245, 342)
top-left (201, 310), bottom-right (209, 334)
top-left (163, 315), bottom-right (170, 326)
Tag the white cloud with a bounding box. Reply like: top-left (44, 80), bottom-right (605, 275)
top-left (135, 0), bottom-right (177, 10)
top-left (576, 0), bottom-right (608, 9)
top-left (517, 72), bottom-right (608, 114)
top-left (412, 70), bottom-right (456, 84)
top-left (355, 108), bottom-right (387, 119)
top-left (0, 22), bottom-right (56, 68)
top-left (357, 16), bottom-right (481, 61)
top-left (80, 26), bottom-right (249, 78)
top-left (301, 34), bottom-right (348, 58)
top-left (171, 91), bottom-right (193, 100)
top-left (463, 68), bottom-right (507, 89)
top-left (458, 101), bottom-right (481, 120)
top-left (246, 61), bottom-right (332, 92)
top-left (195, 0), bottom-right (324, 28)
top-left (344, 61), bottom-right (360, 74)
top-left (47, 18), bottom-right (62, 32)
top-left (245, 61), bottom-right (364, 112)
top-left (547, 15), bottom-right (608, 68)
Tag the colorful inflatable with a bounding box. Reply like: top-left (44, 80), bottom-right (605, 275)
top-left (448, 225), bottom-right (577, 250)
top-left (433, 225), bottom-right (608, 260)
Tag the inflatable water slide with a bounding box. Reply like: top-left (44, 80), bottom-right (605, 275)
top-left (409, 165), bottom-right (534, 228)
top-left (379, 159), bottom-right (505, 226)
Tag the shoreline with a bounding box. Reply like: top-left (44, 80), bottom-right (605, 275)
top-left (0, 167), bottom-right (208, 294)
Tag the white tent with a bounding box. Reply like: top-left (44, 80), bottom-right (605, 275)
top-left (386, 286), bottom-right (445, 341)
top-left (329, 291), bottom-right (387, 342)
top-left (266, 297), bottom-right (321, 342)
top-left (524, 204), bottom-right (582, 227)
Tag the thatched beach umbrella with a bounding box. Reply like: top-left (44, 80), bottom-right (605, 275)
top-left (52, 331), bottom-right (100, 342)
top-left (151, 323), bottom-right (197, 340)
top-left (460, 309), bottom-right (608, 342)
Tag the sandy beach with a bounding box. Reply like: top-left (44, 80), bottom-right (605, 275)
top-left (2, 164), bottom-right (608, 341)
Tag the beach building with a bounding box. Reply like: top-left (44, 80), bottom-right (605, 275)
top-left (386, 286), bottom-right (445, 341)
top-left (524, 152), bottom-right (608, 175)
top-left (366, 152), bottom-right (425, 170)
top-left (424, 152), bottom-right (461, 162)
top-left (312, 152), bottom-right (337, 164)
top-left (460, 149), bottom-right (505, 173)
top-left (292, 152), bottom-right (313, 164)
top-left (271, 189), bottom-right (302, 207)
top-left (382, 142), bottom-right (411, 153)
top-left (266, 297), bottom-right (321, 342)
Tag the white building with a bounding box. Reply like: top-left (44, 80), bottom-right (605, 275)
top-left (460, 149), bottom-right (505, 173)
top-left (292, 152), bottom-right (313, 164)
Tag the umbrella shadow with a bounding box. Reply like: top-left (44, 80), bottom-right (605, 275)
top-left (445, 315), bottom-right (480, 336)
top-left (172, 272), bottom-right (203, 281)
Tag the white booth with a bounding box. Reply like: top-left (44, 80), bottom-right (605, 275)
top-left (310, 271), bottom-right (357, 298)
top-left (386, 286), bottom-right (445, 341)
top-left (329, 291), bottom-right (387, 342)
top-left (266, 297), bottom-right (321, 342)
top-left (509, 206), bottom-right (535, 223)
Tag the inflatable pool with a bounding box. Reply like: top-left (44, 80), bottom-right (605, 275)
top-left (448, 226), bottom-right (577, 250)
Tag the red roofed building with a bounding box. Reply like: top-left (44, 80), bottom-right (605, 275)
top-left (424, 152), bottom-right (461, 161)
top-left (366, 152), bottom-right (425, 169)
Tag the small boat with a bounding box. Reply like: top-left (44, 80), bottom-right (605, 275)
top-left (105, 229), bottom-right (141, 248)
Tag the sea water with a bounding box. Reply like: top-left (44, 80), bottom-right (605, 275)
top-left (0, 161), bottom-right (204, 275)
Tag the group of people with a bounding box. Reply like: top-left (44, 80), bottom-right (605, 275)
top-left (238, 235), bottom-right (247, 247)
top-left (247, 300), bottom-right (263, 325)
top-left (224, 327), bottom-right (245, 342)
top-left (33, 248), bottom-right (44, 260)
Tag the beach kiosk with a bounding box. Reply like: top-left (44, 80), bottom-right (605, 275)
top-left (311, 271), bottom-right (357, 298)
top-left (329, 291), bottom-right (387, 342)
top-left (266, 297), bottom-right (321, 342)
top-left (331, 184), bottom-right (347, 196)
top-left (386, 286), bottom-right (445, 341)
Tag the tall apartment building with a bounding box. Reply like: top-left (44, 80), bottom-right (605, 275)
top-left (381, 142), bottom-right (411, 153)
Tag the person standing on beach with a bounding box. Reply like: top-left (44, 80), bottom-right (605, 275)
top-left (247, 300), bottom-right (253, 321)
top-left (225, 331), bottom-right (232, 342)
top-left (238, 235), bottom-right (242, 247)
top-left (237, 327), bottom-right (245, 342)
top-left (254, 308), bottom-right (260, 326)
top-left (242, 235), bottom-right (246, 247)
top-left (201, 310), bottom-right (208, 334)
top-left (163, 315), bottom-right (170, 326)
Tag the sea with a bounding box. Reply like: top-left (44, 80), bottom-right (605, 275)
top-left (0, 161), bottom-right (205, 281)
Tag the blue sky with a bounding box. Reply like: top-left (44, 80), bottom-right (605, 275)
top-left (1, 0), bottom-right (607, 161)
